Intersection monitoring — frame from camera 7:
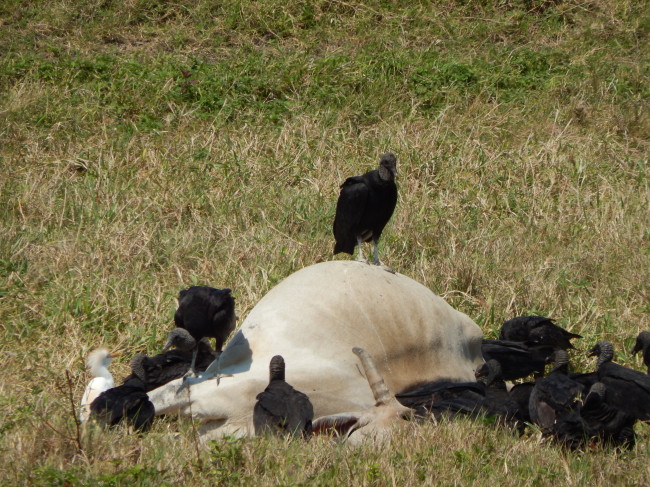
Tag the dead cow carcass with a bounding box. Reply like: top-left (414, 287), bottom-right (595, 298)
top-left (148, 261), bottom-right (484, 440)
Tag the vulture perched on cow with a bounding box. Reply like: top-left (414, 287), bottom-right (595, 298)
top-left (126, 328), bottom-right (217, 391)
top-left (333, 152), bottom-right (398, 265)
top-left (173, 286), bottom-right (236, 376)
top-left (253, 355), bottom-right (314, 438)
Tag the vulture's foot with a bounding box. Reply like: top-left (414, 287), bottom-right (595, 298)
top-left (182, 368), bottom-right (198, 380)
top-left (212, 373), bottom-right (234, 385)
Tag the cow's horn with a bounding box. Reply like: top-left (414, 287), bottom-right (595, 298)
top-left (352, 347), bottom-right (393, 405)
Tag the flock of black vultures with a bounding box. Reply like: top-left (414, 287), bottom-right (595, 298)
top-left (84, 153), bottom-right (650, 450)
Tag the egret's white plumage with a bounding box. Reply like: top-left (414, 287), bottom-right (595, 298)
top-left (80, 348), bottom-right (114, 421)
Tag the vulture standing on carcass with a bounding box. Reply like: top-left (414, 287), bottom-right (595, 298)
top-left (333, 152), bottom-right (398, 265)
top-left (125, 328), bottom-right (217, 391)
top-left (499, 315), bottom-right (582, 350)
top-left (89, 353), bottom-right (155, 432)
top-left (79, 348), bottom-right (115, 421)
top-left (253, 355), bottom-right (314, 438)
top-left (631, 331), bottom-right (650, 374)
top-left (588, 340), bottom-right (650, 422)
top-left (172, 285), bottom-right (236, 376)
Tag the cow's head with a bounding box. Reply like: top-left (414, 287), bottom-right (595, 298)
top-left (312, 347), bottom-right (413, 445)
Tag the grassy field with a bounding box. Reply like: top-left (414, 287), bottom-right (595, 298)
top-left (1, 0), bottom-right (649, 484)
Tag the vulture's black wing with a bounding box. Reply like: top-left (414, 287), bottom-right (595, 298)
top-left (333, 176), bottom-right (370, 255)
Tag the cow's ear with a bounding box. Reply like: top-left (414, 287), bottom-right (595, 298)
top-left (312, 413), bottom-right (360, 438)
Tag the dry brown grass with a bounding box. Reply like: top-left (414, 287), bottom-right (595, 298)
top-left (1, 0), bottom-right (649, 484)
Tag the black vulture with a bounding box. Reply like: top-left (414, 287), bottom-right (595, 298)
top-left (89, 354), bottom-right (155, 432)
top-left (567, 370), bottom-right (599, 392)
top-left (509, 382), bottom-right (535, 424)
top-left (528, 350), bottom-right (586, 448)
top-left (481, 339), bottom-right (554, 380)
top-left (475, 360), bottom-right (524, 430)
top-left (162, 327), bottom-right (197, 353)
top-left (172, 286), bottom-right (236, 376)
top-left (588, 340), bottom-right (650, 422)
top-left (253, 355), bottom-right (314, 438)
top-left (499, 315), bottom-right (581, 350)
top-left (333, 152), bottom-right (398, 265)
top-left (124, 329), bottom-right (217, 391)
top-left (631, 331), bottom-right (650, 374)
top-left (79, 348), bottom-right (115, 421)
top-left (580, 382), bottom-right (636, 450)
top-left (396, 380), bottom-right (486, 420)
